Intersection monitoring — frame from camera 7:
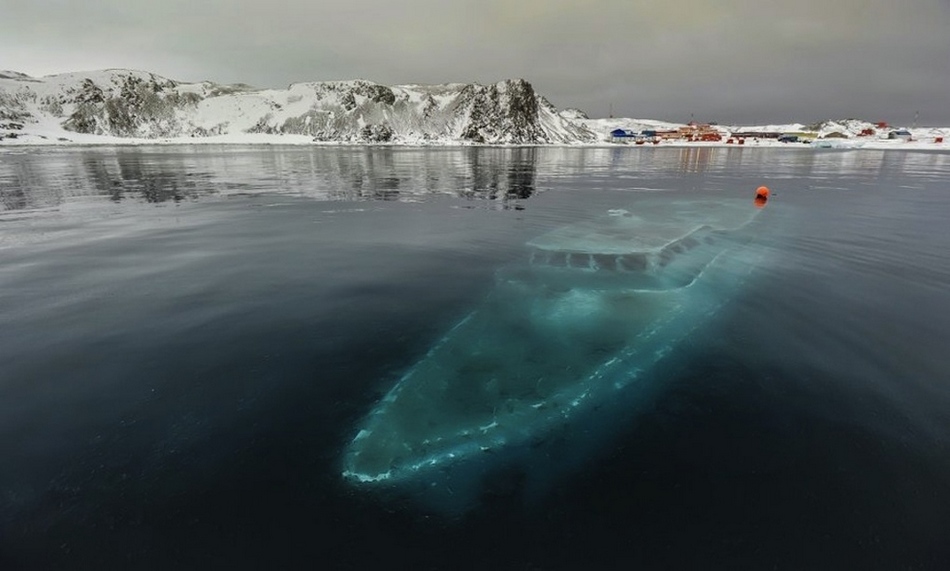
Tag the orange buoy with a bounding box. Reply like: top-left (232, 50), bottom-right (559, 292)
top-left (754, 185), bottom-right (769, 209)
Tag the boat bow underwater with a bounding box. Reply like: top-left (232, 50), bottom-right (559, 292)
top-left (342, 194), bottom-right (770, 512)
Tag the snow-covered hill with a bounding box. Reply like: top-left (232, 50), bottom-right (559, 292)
top-left (3, 69), bottom-right (947, 148)
top-left (0, 69), bottom-right (595, 145)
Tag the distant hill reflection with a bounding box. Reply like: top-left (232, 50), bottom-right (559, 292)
top-left (1, 146), bottom-right (948, 212)
top-left (0, 146), bottom-right (542, 211)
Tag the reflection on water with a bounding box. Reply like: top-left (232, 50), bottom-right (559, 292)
top-left (4, 146), bottom-right (950, 214)
top-left (0, 147), bottom-right (541, 211)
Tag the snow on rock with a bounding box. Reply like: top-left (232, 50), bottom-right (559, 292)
top-left (0, 70), bottom-right (596, 145)
top-left (559, 108), bottom-right (589, 121)
top-left (3, 69), bottom-right (947, 148)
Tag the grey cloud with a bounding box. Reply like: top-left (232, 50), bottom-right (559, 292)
top-left (1, 0), bottom-right (948, 123)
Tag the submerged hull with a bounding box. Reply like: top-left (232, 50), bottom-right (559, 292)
top-left (342, 197), bottom-right (767, 509)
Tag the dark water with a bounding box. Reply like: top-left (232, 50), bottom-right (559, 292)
top-left (1, 146), bottom-right (949, 570)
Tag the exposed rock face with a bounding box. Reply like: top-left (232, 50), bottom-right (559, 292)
top-left (458, 79), bottom-right (542, 143)
top-left (62, 74), bottom-right (201, 137)
top-left (359, 124), bottom-right (394, 142)
top-left (0, 90), bottom-right (31, 122)
top-left (0, 70), bottom-right (596, 144)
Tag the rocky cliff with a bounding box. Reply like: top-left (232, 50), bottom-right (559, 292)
top-left (0, 69), bottom-right (595, 144)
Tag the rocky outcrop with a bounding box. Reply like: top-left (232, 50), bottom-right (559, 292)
top-left (458, 79), bottom-right (544, 143)
top-left (0, 69), bottom-right (596, 144)
top-left (61, 74), bottom-right (201, 137)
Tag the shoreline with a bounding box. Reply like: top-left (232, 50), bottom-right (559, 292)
top-left (2, 135), bottom-right (948, 152)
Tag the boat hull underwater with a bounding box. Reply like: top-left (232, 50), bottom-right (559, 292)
top-left (341, 196), bottom-right (770, 513)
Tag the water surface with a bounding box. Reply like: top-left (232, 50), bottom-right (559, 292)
top-left (1, 146), bottom-right (949, 570)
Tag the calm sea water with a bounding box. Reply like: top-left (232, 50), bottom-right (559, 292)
top-left (1, 146), bottom-right (949, 570)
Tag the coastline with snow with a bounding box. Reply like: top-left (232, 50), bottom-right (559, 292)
top-left (2, 69), bottom-right (947, 150)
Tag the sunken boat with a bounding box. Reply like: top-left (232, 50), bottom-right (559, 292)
top-left (341, 195), bottom-right (769, 512)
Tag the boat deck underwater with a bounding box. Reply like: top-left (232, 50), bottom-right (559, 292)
top-left (342, 196), bottom-right (768, 500)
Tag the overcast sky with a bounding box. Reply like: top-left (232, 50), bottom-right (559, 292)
top-left (2, 0), bottom-right (948, 124)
